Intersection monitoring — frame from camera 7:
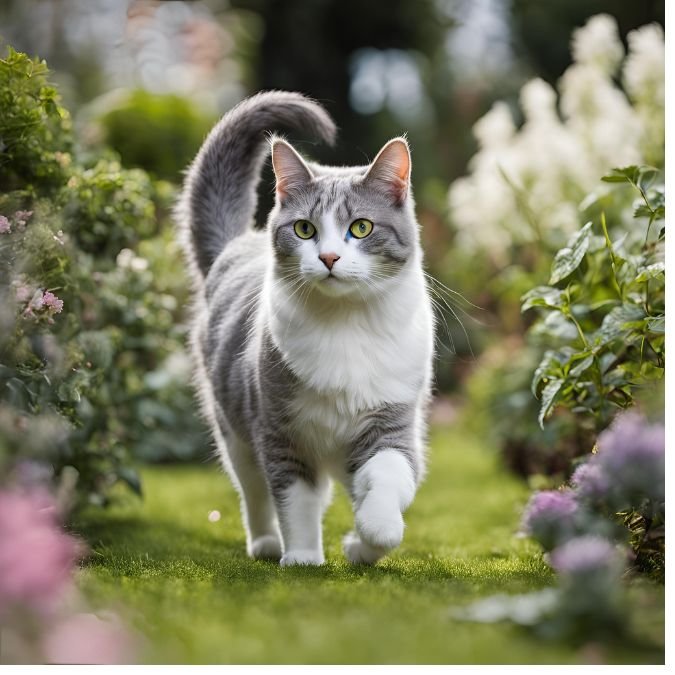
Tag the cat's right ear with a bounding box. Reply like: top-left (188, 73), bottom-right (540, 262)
top-left (271, 138), bottom-right (313, 203)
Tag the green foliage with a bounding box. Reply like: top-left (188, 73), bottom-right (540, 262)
top-left (63, 158), bottom-right (158, 256)
top-left (523, 168), bottom-right (665, 430)
top-left (0, 48), bottom-right (206, 510)
top-left (0, 47), bottom-right (72, 192)
top-left (97, 90), bottom-right (215, 181)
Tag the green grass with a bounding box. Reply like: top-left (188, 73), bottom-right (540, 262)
top-left (72, 424), bottom-right (664, 664)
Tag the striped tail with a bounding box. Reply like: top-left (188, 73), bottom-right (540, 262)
top-left (176, 91), bottom-right (336, 279)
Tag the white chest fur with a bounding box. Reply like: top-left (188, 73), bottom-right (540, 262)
top-left (264, 263), bottom-right (434, 454)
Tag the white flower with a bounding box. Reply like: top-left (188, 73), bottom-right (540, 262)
top-left (570, 14), bottom-right (624, 75)
top-left (623, 23), bottom-right (665, 104)
top-left (473, 102), bottom-right (515, 149)
top-left (520, 78), bottom-right (557, 125)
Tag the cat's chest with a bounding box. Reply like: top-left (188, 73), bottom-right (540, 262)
top-left (272, 301), bottom-right (431, 411)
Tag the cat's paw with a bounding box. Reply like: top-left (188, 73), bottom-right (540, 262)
top-left (343, 531), bottom-right (387, 565)
top-left (249, 534), bottom-right (282, 561)
top-left (280, 549), bottom-right (325, 566)
top-left (355, 496), bottom-right (404, 550)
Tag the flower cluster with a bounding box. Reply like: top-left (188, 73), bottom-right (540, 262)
top-left (520, 410), bottom-right (665, 631)
top-left (0, 486), bottom-right (136, 663)
top-left (448, 14), bottom-right (664, 260)
top-left (0, 210), bottom-right (33, 234)
top-left (521, 490), bottom-right (578, 551)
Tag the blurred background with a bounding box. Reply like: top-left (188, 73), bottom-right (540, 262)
top-left (0, 0), bottom-right (664, 491)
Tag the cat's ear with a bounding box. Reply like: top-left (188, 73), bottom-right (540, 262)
top-left (364, 137), bottom-right (411, 206)
top-left (271, 138), bottom-right (313, 202)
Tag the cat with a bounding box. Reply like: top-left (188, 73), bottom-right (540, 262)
top-left (176, 91), bottom-right (434, 565)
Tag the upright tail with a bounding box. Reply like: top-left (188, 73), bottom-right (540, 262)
top-left (176, 91), bottom-right (336, 279)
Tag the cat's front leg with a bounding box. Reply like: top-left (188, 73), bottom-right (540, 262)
top-left (344, 449), bottom-right (417, 565)
top-left (265, 452), bottom-right (331, 566)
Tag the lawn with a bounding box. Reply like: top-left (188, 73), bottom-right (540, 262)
top-left (72, 423), bottom-right (665, 664)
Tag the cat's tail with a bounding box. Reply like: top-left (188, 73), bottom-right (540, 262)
top-left (176, 91), bottom-right (336, 279)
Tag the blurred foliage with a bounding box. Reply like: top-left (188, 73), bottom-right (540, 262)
top-left (96, 91), bottom-right (216, 182)
top-left (450, 15), bottom-right (664, 482)
top-left (0, 46), bottom-right (72, 192)
top-left (0, 48), bottom-right (206, 510)
top-left (524, 168), bottom-right (664, 431)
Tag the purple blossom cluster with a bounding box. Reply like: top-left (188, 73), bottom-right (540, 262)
top-left (594, 412), bottom-right (665, 506)
top-left (521, 489), bottom-right (579, 551)
top-left (549, 535), bottom-right (622, 576)
top-left (521, 410), bottom-right (665, 600)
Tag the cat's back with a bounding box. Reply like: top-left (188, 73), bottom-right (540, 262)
top-left (198, 230), bottom-right (268, 362)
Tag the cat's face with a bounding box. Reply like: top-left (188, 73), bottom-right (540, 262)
top-left (268, 138), bottom-right (418, 299)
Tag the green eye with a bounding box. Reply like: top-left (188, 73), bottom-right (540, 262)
top-left (293, 220), bottom-right (316, 239)
top-left (349, 218), bottom-right (373, 239)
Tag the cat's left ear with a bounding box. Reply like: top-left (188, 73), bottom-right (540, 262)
top-left (364, 137), bottom-right (411, 206)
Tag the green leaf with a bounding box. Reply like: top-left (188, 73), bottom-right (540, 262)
top-left (646, 316), bottom-right (665, 333)
top-left (549, 222), bottom-right (592, 284)
top-left (591, 305), bottom-right (646, 347)
top-left (532, 350), bottom-right (557, 396)
top-left (569, 354), bottom-right (594, 378)
top-left (521, 286), bottom-right (565, 312)
top-left (538, 379), bottom-right (563, 429)
top-left (601, 166), bottom-right (640, 183)
top-left (635, 262), bottom-right (665, 283)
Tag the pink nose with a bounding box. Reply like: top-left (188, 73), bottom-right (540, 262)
top-left (319, 252), bottom-right (340, 271)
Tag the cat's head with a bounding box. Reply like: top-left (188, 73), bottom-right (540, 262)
top-left (267, 137), bottom-right (419, 299)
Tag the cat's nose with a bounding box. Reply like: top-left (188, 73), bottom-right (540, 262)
top-left (319, 252), bottom-right (340, 271)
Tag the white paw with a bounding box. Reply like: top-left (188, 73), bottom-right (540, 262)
top-left (355, 496), bottom-right (404, 550)
top-left (280, 549), bottom-right (325, 566)
top-left (249, 534), bottom-right (282, 561)
top-left (343, 531), bottom-right (387, 565)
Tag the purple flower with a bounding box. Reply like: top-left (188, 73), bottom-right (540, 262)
top-left (549, 535), bottom-right (622, 576)
top-left (521, 490), bottom-right (579, 550)
top-left (596, 411), bottom-right (665, 505)
top-left (0, 488), bottom-right (83, 616)
top-left (0, 215), bottom-right (10, 234)
top-left (570, 461), bottom-right (609, 502)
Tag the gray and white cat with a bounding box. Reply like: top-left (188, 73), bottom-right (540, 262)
top-left (177, 91), bottom-right (434, 565)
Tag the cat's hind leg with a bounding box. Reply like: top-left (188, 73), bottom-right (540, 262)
top-left (216, 430), bottom-right (282, 561)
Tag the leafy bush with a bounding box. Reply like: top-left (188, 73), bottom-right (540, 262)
top-left (0, 47), bottom-right (72, 193)
top-left (94, 90), bottom-right (215, 181)
top-left (0, 47), bottom-right (206, 510)
top-left (452, 15), bottom-right (664, 479)
top-left (524, 167), bottom-right (664, 431)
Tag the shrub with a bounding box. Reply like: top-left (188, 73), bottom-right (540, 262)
top-left (0, 47), bottom-right (206, 510)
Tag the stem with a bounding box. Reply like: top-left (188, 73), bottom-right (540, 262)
top-left (600, 212), bottom-right (623, 299)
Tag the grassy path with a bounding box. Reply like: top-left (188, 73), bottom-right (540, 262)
top-left (73, 424), bottom-right (664, 664)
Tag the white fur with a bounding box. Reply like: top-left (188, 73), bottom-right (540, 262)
top-left (353, 450), bottom-right (415, 545)
top-left (278, 478), bottom-right (331, 566)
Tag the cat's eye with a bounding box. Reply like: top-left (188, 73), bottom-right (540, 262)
top-left (293, 220), bottom-right (316, 239)
top-left (349, 218), bottom-right (373, 239)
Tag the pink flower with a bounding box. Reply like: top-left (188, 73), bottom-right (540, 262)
top-left (0, 489), bottom-right (83, 616)
top-left (42, 291), bottom-right (64, 314)
top-left (13, 210), bottom-right (33, 228)
top-left (0, 215), bottom-right (10, 234)
top-left (42, 612), bottom-right (135, 664)
top-left (12, 280), bottom-right (33, 304)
